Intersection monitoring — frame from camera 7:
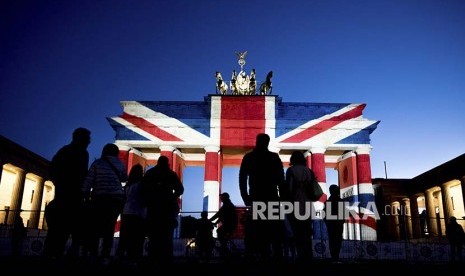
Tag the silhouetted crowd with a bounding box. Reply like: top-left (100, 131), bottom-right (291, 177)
top-left (44, 128), bottom-right (184, 267)
top-left (39, 129), bottom-right (464, 267)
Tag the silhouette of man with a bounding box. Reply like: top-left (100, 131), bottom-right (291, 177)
top-left (324, 185), bottom-right (345, 262)
top-left (44, 127), bottom-right (91, 258)
top-left (239, 133), bottom-right (285, 261)
top-left (446, 216), bottom-right (465, 262)
top-left (12, 211), bottom-right (26, 256)
top-left (143, 155), bottom-right (184, 264)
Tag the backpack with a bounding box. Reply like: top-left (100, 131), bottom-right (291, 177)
top-left (306, 169), bottom-right (324, 201)
top-left (293, 169), bottom-right (323, 202)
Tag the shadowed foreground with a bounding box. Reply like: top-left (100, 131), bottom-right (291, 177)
top-left (0, 256), bottom-right (458, 275)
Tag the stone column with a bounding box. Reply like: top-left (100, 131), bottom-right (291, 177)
top-left (461, 176), bottom-right (465, 212)
top-left (7, 167), bottom-right (26, 225)
top-left (309, 147), bottom-right (327, 240)
top-left (172, 150), bottom-right (185, 183)
top-left (309, 147), bottom-right (327, 208)
top-left (409, 194), bottom-right (422, 239)
top-left (435, 190), bottom-right (445, 236)
top-left (425, 188), bottom-right (438, 236)
top-left (0, 163), bottom-right (4, 185)
top-left (28, 176), bottom-right (45, 229)
top-left (391, 201), bottom-right (400, 240)
top-left (355, 146), bottom-right (377, 241)
top-left (203, 146), bottom-right (221, 216)
top-left (441, 182), bottom-right (454, 224)
top-left (117, 145), bottom-right (132, 174)
top-left (337, 151), bottom-right (359, 240)
top-left (160, 146), bottom-right (175, 170)
top-left (0, 163), bottom-right (4, 223)
top-left (401, 198), bottom-right (413, 239)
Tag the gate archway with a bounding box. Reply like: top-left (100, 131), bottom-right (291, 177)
top-left (108, 94), bottom-right (379, 240)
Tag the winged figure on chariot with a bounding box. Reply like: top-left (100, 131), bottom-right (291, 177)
top-left (215, 51), bottom-right (271, 95)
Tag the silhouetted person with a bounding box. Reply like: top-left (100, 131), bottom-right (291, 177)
top-left (116, 164), bottom-right (147, 266)
top-left (82, 143), bottom-right (128, 265)
top-left (12, 211), bottom-right (26, 256)
top-left (239, 133), bottom-right (285, 261)
top-left (282, 216), bottom-right (296, 261)
top-left (44, 127), bottom-right (91, 259)
top-left (284, 150), bottom-right (314, 262)
top-left (209, 192), bottom-right (238, 260)
top-left (143, 155), bottom-right (184, 264)
top-left (446, 216), bottom-right (464, 262)
top-left (324, 185), bottom-right (345, 262)
top-left (195, 211), bottom-right (214, 263)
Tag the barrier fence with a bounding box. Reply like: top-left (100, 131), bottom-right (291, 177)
top-left (0, 209), bottom-right (460, 263)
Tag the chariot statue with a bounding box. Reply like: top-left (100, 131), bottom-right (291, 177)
top-left (214, 51), bottom-right (273, 95)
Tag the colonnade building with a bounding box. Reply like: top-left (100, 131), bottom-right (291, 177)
top-left (0, 135), bottom-right (53, 230)
top-left (373, 153), bottom-right (465, 241)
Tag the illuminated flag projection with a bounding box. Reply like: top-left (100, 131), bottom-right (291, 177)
top-left (108, 95), bottom-right (379, 240)
top-left (109, 96), bottom-right (377, 151)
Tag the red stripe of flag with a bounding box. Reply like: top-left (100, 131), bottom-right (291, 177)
top-left (220, 96), bottom-right (266, 147)
top-left (347, 212), bottom-right (377, 230)
top-left (122, 112), bottom-right (183, 142)
top-left (281, 104), bottom-right (366, 143)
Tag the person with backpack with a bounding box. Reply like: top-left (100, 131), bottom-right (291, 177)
top-left (82, 143), bottom-right (128, 266)
top-left (142, 155), bottom-right (184, 264)
top-left (284, 150), bottom-right (315, 263)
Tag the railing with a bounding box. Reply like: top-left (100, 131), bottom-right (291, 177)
top-left (0, 209), bottom-right (460, 263)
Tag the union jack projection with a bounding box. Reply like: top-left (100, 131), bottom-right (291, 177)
top-left (109, 96), bottom-right (378, 149)
top-left (108, 95), bottom-right (380, 240)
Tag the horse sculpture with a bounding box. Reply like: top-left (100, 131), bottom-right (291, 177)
top-left (248, 69), bottom-right (256, 95)
top-left (259, 70), bottom-right (273, 95)
top-left (216, 71), bottom-right (228, 95)
top-left (230, 70), bottom-right (238, 95)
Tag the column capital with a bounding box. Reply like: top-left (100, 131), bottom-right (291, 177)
top-left (401, 198), bottom-right (410, 204)
top-left (204, 146), bottom-right (220, 153)
top-left (160, 145), bottom-right (175, 152)
top-left (29, 174), bottom-right (44, 183)
top-left (116, 144), bottom-right (132, 151)
top-left (309, 147), bottom-right (326, 154)
top-left (355, 146), bottom-right (372, 155)
top-left (268, 147), bottom-right (280, 154)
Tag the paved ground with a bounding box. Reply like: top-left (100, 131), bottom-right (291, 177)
top-left (0, 256), bottom-right (459, 275)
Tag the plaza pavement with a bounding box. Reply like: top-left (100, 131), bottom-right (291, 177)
top-left (0, 255), bottom-right (458, 275)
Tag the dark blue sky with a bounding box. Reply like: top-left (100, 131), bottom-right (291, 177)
top-left (1, 0), bottom-right (464, 212)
